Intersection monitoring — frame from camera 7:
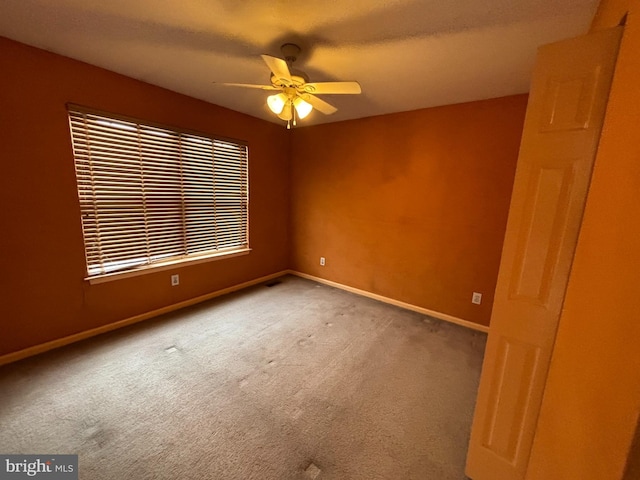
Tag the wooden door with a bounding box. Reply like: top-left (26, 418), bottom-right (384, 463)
top-left (466, 27), bottom-right (622, 480)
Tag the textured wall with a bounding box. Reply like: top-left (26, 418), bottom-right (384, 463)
top-left (527, 2), bottom-right (640, 478)
top-left (0, 37), bottom-right (290, 356)
top-left (290, 96), bottom-right (528, 326)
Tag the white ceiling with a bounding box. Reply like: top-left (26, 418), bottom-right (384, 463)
top-left (0, 0), bottom-right (599, 126)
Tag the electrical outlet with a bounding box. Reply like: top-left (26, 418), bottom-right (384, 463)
top-left (171, 274), bottom-right (180, 286)
top-left (472, 292), bottom-right (482, 305)
top-left (320, 257), bottom-right (326, 266)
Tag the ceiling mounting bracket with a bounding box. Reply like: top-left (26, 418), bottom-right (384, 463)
top-left (280, 43), bottom-right (301, 64)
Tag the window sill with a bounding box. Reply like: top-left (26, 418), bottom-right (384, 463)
top-left (86, 248), bottom-right (251, 285)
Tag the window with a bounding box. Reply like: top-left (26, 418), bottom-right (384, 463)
top-left (68, 106), bottom-right (249, 280)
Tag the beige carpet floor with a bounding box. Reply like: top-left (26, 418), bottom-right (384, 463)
top-left (0, 275), bottom-right (486, 479)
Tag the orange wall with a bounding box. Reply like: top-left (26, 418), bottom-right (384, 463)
top-left (0, 37), bottom-right (290, 356)
top-left (0, 36), bottom-right (528, 356)
top-left (290, 96), bottom-right (528, 326)
top-left (527, 2), bottom-right (640, 478)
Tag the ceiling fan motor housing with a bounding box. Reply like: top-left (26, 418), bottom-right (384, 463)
top-left (270, 71), bottom-right (309, 88)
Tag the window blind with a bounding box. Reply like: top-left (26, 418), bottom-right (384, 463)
top-left (68, 108), bottom-right (248, 278)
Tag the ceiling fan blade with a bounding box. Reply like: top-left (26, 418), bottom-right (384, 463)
top-left (301, 81), bottom-right (362, 95)
top-left (301, 94), bottom-right (337, 115)
top-left (214, 82), bottom-right (280, 91)
top-left (261, 54), bottom-right (292, 83)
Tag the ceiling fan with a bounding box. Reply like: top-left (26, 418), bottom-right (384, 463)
top-left (216, 43), bottom-right (362, 128)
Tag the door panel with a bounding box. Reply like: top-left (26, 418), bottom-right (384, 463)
top-left (481, 337), bottom-right (541, 463)
top-left (539, 70), bottom-right (600, 132)
top-left (466, 27), bottom-right (622, 480)
top-left (509, 161), bottom-right (575, 305)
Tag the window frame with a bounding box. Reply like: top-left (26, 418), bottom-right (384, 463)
top-left (67, 104), bottom-right (250, 284)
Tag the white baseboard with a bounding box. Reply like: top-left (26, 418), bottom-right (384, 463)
top-left (1, 269), bottom-right (487, 367)
top-left (0, 270), bottom-right (289, 367)
top-left (288, 270), bottom-right (490, 334)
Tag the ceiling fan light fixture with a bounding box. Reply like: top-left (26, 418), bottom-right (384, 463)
top-left (277, 102), bottom-right (293, 121)
top-left (293, 97), bottom-right (313, 119)
top-left (267, 93), bottom-right (287, 114)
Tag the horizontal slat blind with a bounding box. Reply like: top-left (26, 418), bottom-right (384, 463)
top-left (69, 109), bottom-right (248, 277)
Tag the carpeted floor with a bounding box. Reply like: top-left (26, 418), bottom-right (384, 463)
top-left (0, 275), bottom-right (486, 479)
